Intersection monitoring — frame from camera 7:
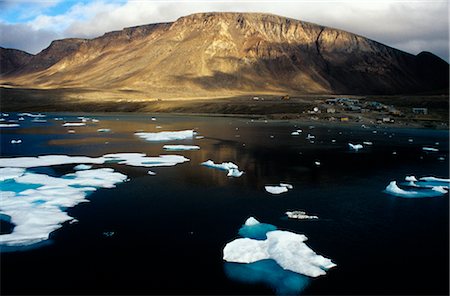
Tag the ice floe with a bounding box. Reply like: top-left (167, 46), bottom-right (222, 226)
top-left (291, 130), bottom-right (302, 136)
top-left (163, 145), bottom-right (200, 151)
top-left (265, 183), bottom-right (293, 194)
top-left (286, 211), bottom-right (318, 220)
top-left (201, 160), bottom-right (244, 177)
top-left (363, 141), bottom-right (373, 145)
top-left (62, 122), bottom-right (86, 127)
top-left (147, 171), bottom-right (156, 175)
top-left (348, 143), bottom-right (363, 151)
top-left (18, 113), bottom-right (45, 118)
top-left (0, 168), bottom-right (128, 247)
top-left (97, 128), bottom-right (111, 132)
top-left (0, 124), bottom-right (20, 128)
top-left (384, 179), bottom-right (448, 198)
top-left (10, 140), bottom-right (22, 144)
top-left (422, 147), bottom-right (439, 152)
top-left (223, 217), bottom-right (336, 278)
top-left (135, 130), bottom-right (195, 141)
top-left (0, 153), bottom-right (189, 169)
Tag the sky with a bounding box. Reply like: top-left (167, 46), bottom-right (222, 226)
top-left (0, 0), bottom-right (448, 61)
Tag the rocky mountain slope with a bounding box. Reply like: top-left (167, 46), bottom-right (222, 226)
top-left (1, 12), bottom-right (448, 97)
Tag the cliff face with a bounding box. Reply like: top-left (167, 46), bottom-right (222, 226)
top-left (1, 12), bottom-right (448, 95)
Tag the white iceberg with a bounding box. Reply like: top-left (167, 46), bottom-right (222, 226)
top-left (422, 147), bottom-right (439, 152)
top-left (265, 186), bottom-right (288, 195)
top-left (0, 124), bottom-right (20, 128)
top-left (223, 218), bottom-right (336, 278)
top-left (97, 128), bottom-right (111, 132)
top-left (18, 113), bottom-right (46, 118)
top-left (286, 211), bottom-right (318, 220)
top-left (163, 145), bottom-right (200, 151)
top-left (384, 181), bottom-right (447, 198)
top-left (405, 176), bottom-right (418, 182)
top-left (348, 143), bottom-right (363, 151)
top-left (201, 160), bottom-right (244, 177)
top-left (135, 130), bottom-right (195, 141)
top-left (147, 171), bottom-right (156, 175)
top-left (363, 141), bottom-right (373, 145)
top-left (11, 140), bottom-right (22, 144)
top-left (244, 217), bottom-right (260, 226)
top-left (62, 122), bottom-right (86, 127)
top-left (279, 183), bottom-right (293, 189)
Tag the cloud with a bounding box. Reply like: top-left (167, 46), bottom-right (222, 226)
top-left (0, 0), bottom-right (448, 61)
top-left (0, 22), bottom-right (60, 53)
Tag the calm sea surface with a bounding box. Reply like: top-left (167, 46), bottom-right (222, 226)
top-left (1, 113), bottom-right (448, 295)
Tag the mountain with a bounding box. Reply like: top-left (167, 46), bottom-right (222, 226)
top-left (1, 12), bottom-right (448, 97)
top-left (0, 48), bottom-right (33, 75)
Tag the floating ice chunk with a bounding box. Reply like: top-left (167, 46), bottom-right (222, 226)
top-left (18, 113), bottom-right (45, 118)
top-left (32, 119), bottom-right (47, 123)
top-left (151, 117), bottom-right (156, 121)
top-left (306, 134), bottom-right (315, 140)
top-left (135, 130), bottom-right (195, 141)
top-left (405, 176), bottom-right (418, 182)
top-left (286, 211), bottom-right (318, 220)
top-left (314, 161), bottom-right (321, 166)
top-left (156, 126), bottom-right (162, 129)
top-left (348, 143), bottom-right (363, 151)
top-left (163, 145), bottom-right (200, 151)
top-left (0, 153), bottom-right (189, 169)
top-left (62, 122), bottom-right (86, 127)
top-left (103, 153), bottom-right (189, 168)
top-left (363, 141), bottom-right (373, 145)
top-left (0, 168), bottom-right (128, 247)
top-left (423, 147), bottom-right (439, 152)
top-left (384, 181), bottom-right (447, 198)
top-left (147, 171), bottom-right (156, 175)
top-left (432, 186), bottom-right (448, 194)
top-left (291, 131), bottom-right (300, 136)
top-left (245, 217), bottom-right (260, 226)
top-left (68, 130), bottom-right (75, 133)
top-left (2, 113), bottom-right (9, 117)
top-left (279, 183), bottom-right (293, 189)
top-left (0, 124), bottom-right (19, 128)
top-left (0, 168), bottom-right (25, 181)
top-left (97, 128), bottom-right (110, 132)
top-left (92, 119), bottom-right (99, 123)
top-left (224, 225), bottom-right (336, 278)
top-left (0, 155), bottom-right (105, 168)
top-left (195, 136), bottom-right (205, 139)
top-left (419, 176), bottom-right (450, 183)
top-left (265, 186), bottom-right (288, 195)
top-left (74, 164), bottom-right (92, 170)
top-left (11, 140), bottom-right (22, 144)
top-left (201, 160), bottom-right (244, 177)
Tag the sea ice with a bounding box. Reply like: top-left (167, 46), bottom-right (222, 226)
top-left (238, 217), bottom-right (277, 240)
top-left (0, 153), bottom-right (189, 169)
top-left (286, 211), bottom-right (319, 220)
top-left (11, 140), bottom-right (22, 144)
top-left (163, 145), bottom-right (200, 151)
top-left (223, 218), bottom-right (336, 278)
top-left (0, 124), bottom-right (20, 128)
top-left (265, 184), bottom-right (290, 195)
top-left (147, 171), bottom-right (156, 175)
top-left (201, 160), bottom-right (244, 177)
top-left (348, 143), bottom-right (363, 151)
top-left (384, 181), bottom-right (447, 198)
top-left (422, 147), bottom-right (439, 152)
top-left (363, 141), bottom-right (373, 145)
top-left (62, 122), bottom-right (86, 127)
top-left (18, 113), bottom-right (45, 118)
top-left (74, 164), bottom-right (93, 170)
top-left (97, 129), bottom-right (111, 132)
top-left (135, 130), bottom-right (195, 141)
top-left (0, 168), bottom-right (128, 247)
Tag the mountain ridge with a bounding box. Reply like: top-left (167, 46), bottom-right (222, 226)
top-left (1, 12), bottom-right (448, 97)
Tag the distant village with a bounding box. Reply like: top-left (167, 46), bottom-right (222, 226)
top-left (251, 95), bottom-right (432, 126)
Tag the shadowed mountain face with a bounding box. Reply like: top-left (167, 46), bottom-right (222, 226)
top-left (1, 12), bottom-right (448, 96)
top-left (0, 48), bottom-right (33, 75)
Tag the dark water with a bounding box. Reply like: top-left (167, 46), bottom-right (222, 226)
top-left (0, 113), bottom-right (448, 295)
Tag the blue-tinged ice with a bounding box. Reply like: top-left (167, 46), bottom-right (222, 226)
top-left (224, 260), bottom-right (310, 295)
top-left (384, 181), bottom-right (448, 198)
top-left (201, 160), bottom-right (244, 177)
top-left (238, 217), bottom-right (277, 240)
top-left (74, 164), bottom-right (93, 170)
